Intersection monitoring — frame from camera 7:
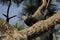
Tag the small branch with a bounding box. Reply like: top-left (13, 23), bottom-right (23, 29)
top-left (2, 0), bottom-right (12, 23)
top-left (9, 15), bottom-right (17, 19)
top-left (7, 0), bottom-right (11, 18)
top-left (3, 0), bottom-right (16, 23)
top-left (3, 14), bottom-right (7, 17)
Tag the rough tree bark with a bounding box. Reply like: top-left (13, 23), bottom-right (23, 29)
top-left (0, 12), bottom-right (60, 40)
top-left (0, 0), bottom-right (60, 40)
top-left (21, 0), bottom-right (53, 40)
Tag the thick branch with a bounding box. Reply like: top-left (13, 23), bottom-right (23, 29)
top-left (20, 12), bottom-right (60, 39)
top-left (32, 0), bottom-right (51, 20)
top-left (0, 12), bottom-right (60, 40)
top-left (32, 0), bottom-right (47, 20)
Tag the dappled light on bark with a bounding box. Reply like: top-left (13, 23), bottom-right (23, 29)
top-left (0, 12), bottom-right (59, 40)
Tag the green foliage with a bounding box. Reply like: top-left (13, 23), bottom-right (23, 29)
top-left (0, 0), bottom-right (24, 6)
top-left (0, 18), bottom-right (2, 20)
top-left (22, 0), bottom-right (41, 16)
top-left (23, 4), bottom-right (37, 15)
top-left (13, 0), bottom-right (24, 7)
top-left (13, 23), bottom-right (24, 30)
top-left (45, 3), bottom-right (57, 18)
top-left (56, 0), bottom-right (60, 2)
top-left (0, 0), bottom-right (9, 5)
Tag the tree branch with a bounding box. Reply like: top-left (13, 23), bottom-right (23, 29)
top-left (3, 14), bottom-right (7, 17)
top-left (19, 12), bottom-right (60, 39)
top-left (9, 15), bottom-right (17, 19)
top-left (32, 0), bottom-right (51, 20)
top-left (0, 12), bottom-right (60, 40)
top-left (32, 0), bottom-right (47, 20)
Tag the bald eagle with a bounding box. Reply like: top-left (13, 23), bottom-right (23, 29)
top-left (20, 16), bottom-right (38, 26)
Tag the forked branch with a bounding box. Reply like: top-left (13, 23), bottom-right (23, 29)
top-left (32, 0), bottom-right (51, 20)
